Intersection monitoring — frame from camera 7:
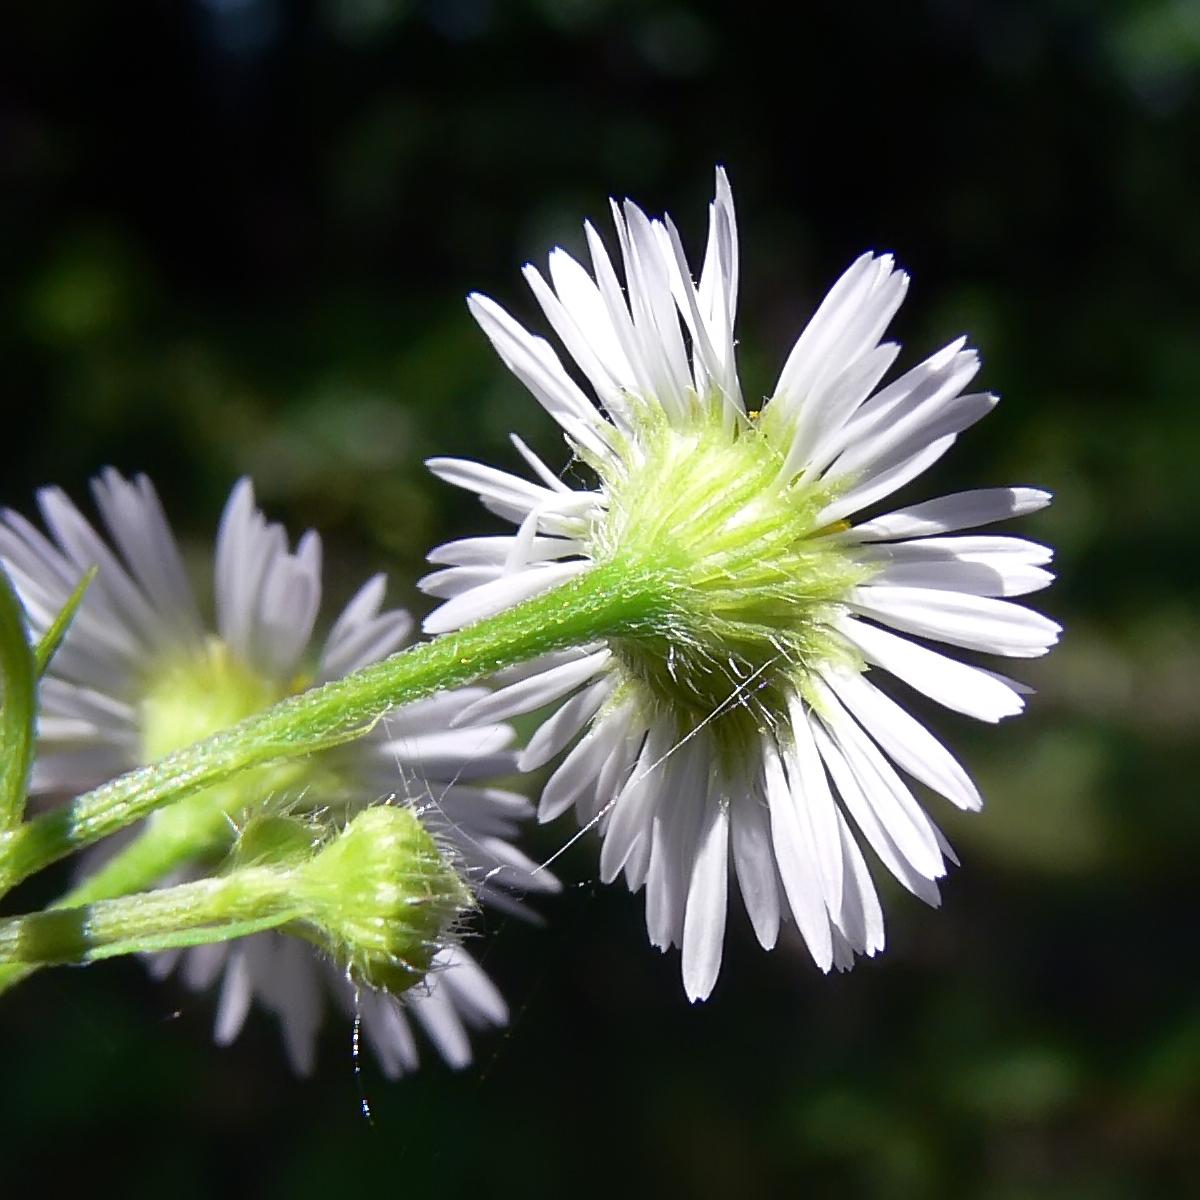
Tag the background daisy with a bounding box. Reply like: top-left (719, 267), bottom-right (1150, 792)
top-left (0, 470), bottom-right (557, 1074)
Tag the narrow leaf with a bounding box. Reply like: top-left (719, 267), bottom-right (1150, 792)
top-left (0, 565), bottom-right (36, 829)
top-left (34, 566), bottom-right (95, 678)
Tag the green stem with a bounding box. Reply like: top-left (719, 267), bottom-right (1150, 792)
top-left (66, 769), bottom-right (305, 908)
top-left (0, 783), bottom-right (278, 996)
top-left (0, 870), bottom-right (297, 968)
top-left (0, 557), bottom-right (671, 898)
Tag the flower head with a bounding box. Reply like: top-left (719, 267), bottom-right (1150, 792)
top-left (0, 471), bottom-right (556, 1074)
top-left (422, 169), bottom-right (1060, 1002)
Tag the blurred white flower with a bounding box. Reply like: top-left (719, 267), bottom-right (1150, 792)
top-left (422, 169), bottom-right (1060, 1002)
top-left (0, 471), bottom-right (556, 1075)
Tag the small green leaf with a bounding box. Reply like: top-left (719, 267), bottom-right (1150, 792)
top-left (0, 565), bottom-right (36, 829)
top-left (34, 566), bottom-right (95, 678)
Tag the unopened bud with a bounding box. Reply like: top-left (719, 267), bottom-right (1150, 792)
top-left (290, 806), bottom-right (472, 993)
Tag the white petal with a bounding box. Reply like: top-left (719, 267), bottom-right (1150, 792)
top-left (90, 469), bottom-right (202, 636)
top-left (451, 650), bottom-right (610, 726)
top-left (870, 555), bottom-right (1054, 598)
top-left (817, 432), bottom-right (958, 526)
top-left (852, 487), bottom-right (1052, 542)
top-left (838, 616), bottom-right (1025, 722)
top-left (819, 342), bottom-right (980, 480)
top-left (179, 942), bottom-right (230, 991)
top-left (323, 572), bottom-right (385, 639)
top-left (509, 433), bottom-right (574, 493)
top-left (422, 561), bottom-right (589, 634)
top-left (589, 706), bottom-right (645, 829)
top-left (777, 342), bottom-right (900, 482)
top-left (2, 555), bottom-right (134, 672)
top-left (697, 167), bottom-right (740, 393)
top-left (546, 246), bottom-right (636, 394)
top-left (729, 783), bottom-right (781, 951)
top-left (468, 834), bottom-right (560, 894)
top-left (467, 292), bottom-right (605, 434)
top-left (320, 574), bottom-right (413, 678)
top-left (0, 507), bottom-right (81, 594)
top-left (434, 784), bottom-right (533, 836)
top-left (518, 675), bottom-right (614, 771)
top-left (490, 644), bottom-right (600, 686)
top-left (850, 585), bottom-right (1061, 658)
top-left (384, 720), bottom-right (516, 758)
top-left (35, 715), bottom-right (102, 741)
top-left (598, 722), bottom-right (669, 885)
top-left (762, 738), bottom-right (832, 969)
top-left (358, 989), bottom-right (419, 1079)
top-left (40, 677), bottom-right (137, 734)
top-left (259, 937), bottom-right (323, 1077)
top-left (814, 680), bottom-right (945, 880)
top-left (418, 565), bottom-right (505, 599)
top-left (213, 948), bottom-right (253, 1046)
top-left (408, 983), bottom-right (473, 1069)
top-left (644, 738), bottom-right (709, 951)
top-left (828, 390), bottom-right (996, 492)
top-left (436, 946), bottom-right (509, 1028)
top-left (319, 609), bottom-right (412, 679)
top-left (821, 665), bottom-right (982, 811)
top-left (681, 791), bottom-right (729, 1003)
top-left (883, 534), bottom-right (1054, 566)
top-left (784, 697), bottom-right (846, 921)
top-left (38, 486), bottom-right (162, 645)
top-left (538, 701), bottom-right (634, 823)
top-left (523, 259), bottom-right (628, 412)
top-left (867, 534), bottom-right (1055, 598)
top-left (812, 721), bottom-right (942, 904)
top-left (616, 201), bottom-right (694, 419)
top-left (585, 219), bottom-right (659, 404)
top-left (214, 478), bottom-right (279, 661)
top-left (774, 253), bottom-right (909, 426)
top-left (376, 688), bottom-right (491, 737)
top-left (254, 528), bottom-right (322, 677)
top-left (831, 807), bottom-right (885, 956)
top-left (383, 725), bottom-right (515, 774)
top-left (425, 456), bottom-right (559, 516)
top-left (660, 213), bottom-right (743, 417)
top-left (427, 534), bottom-right (583, 567)
top-left (30, 746), bottom-right (130, 794)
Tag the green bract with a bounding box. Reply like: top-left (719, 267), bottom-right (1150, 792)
top-left (592, 397), bottom-right (870, 768)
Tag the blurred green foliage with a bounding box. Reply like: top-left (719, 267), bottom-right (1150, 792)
top-left (1, 0), bottom-right (1199, 1195)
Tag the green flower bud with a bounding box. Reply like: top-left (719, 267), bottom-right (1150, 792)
top-left (290, 805), bottom-right (472, 993)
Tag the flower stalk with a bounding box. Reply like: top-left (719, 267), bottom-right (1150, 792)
top-left (0, 806), bottom-right (470, 996)
top-left (0, 556), bottom-right (674, 899)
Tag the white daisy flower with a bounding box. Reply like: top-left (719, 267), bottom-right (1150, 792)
top-left (420, 169), bottom-right (1060, 1002)
top-left (0, 470), bottom-right (556, 1075)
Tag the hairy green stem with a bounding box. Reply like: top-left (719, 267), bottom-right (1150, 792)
top-left (0, 871), bottom-right (296, 968)
top-left (0, 557), bottom-right (672, 898)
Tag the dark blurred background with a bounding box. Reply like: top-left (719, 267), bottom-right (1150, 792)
top-left (2, 0), bottom-right (1199, 1196)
